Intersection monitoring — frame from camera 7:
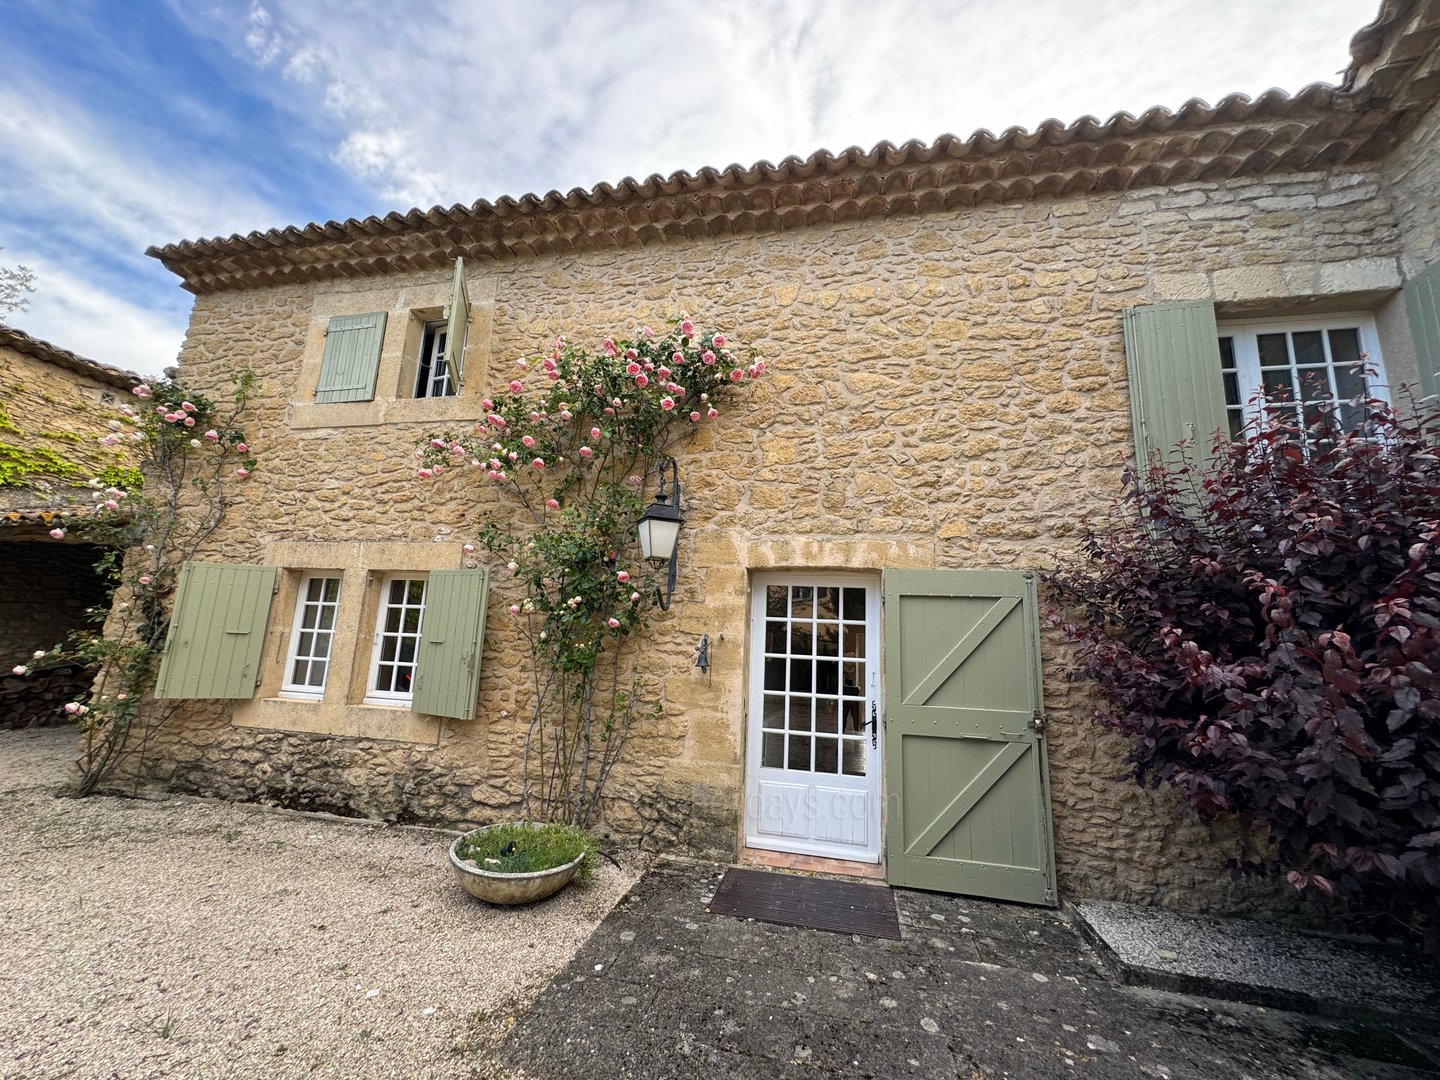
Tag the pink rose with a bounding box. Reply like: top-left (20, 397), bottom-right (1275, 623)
top-left (689, 411), bottom-right (701, 423)
top-left (138, 575), bottom-right (152, 585)
top-left (546, 498), bottom-right (559, 510)
top-left (64, 702), bottom-right (81, 714)
top-left (463, 543), bottom-right (476, 553)
top-left (12, 665), bottom-right (27, 675)
top-left (579, 446), bottom-right (593, 458)
top-left (532, 458), bottom-right (545, 470)
top-left (430, 438), bottom-right (446, 449)
top-left (48, 528), bottom-right (64, 540)
top-left (608, 618), bottom-right (620, 629)
top-left (630, 591), bottom-right (640, 603)
top-left (181, 401), bottom-right (196, 412)
top-left (508, 604), bottom-right (521, 615)
top-left (509, 380), bottom-right (524, 394)
top-left (591, 426), bottom-right (602, 440)
top-left (131, 384), bottom-right (152, 398)
top-left (626, 361), bottom-right (641, 376)
top-left (657, 367), bottom-right (671, 380)
top-left (707, 407), bottom-right (719, 419)
top-left (417, 468), bottom-right (433, 478)
top-left (487, 414), bottom-right (506, 429)
top-left (235, 467), bottom-right (251, 479)
top-left (712, 334), bottom-right (726, 348)
top-left (204, 430), bottom-right (219, 442)
top-left (616, 571), bottom-right (630, 583)
top-left (522, 435), bottom-right (535, 448)
top-left (560, 410), bottom-right (572, 421)
top-left (642, 325), bottom-right (656, 338)
top-left (680, 319), bottom-right (694, 336)
top-left (671, 351), bottom-right (683, 365)
top-left (702, 351), bottom-right (717, 365)
top-left (183, 417), bottom-right (195, 427)
top-left (603, 407), bottom-right (615, 416)
top-left (660, 397), bottom-right (675, 411)
top-left (235, 442), bottom-right (248, 453)
top-left (635, 374), bottom-right (649, 388)
top-left (730, 369), bottom-right (744, 382)
top-left (603, 339), bottom-right (617, 356)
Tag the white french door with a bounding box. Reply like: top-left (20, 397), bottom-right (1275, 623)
top-left (744, 573), bottom-right (882, 862)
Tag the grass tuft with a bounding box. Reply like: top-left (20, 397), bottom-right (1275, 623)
top-left (456, 822), bottom-right (597, 882)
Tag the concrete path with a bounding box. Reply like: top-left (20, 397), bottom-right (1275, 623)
top-left (497, 860), bottom-right (1440, 1079)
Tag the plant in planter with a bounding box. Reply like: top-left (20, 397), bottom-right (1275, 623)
top-left (449, 821), bottom-right (599, 905)
top-left (417, 317), bottom-right (764, 882)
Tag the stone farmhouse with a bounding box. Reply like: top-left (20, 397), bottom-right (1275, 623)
top-left (136, 1), bottom-right (1439, 911)
top-left (0, 325), bottom-right (138, 727)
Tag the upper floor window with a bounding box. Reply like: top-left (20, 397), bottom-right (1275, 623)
top-left (281, 575), bottom-right (342, 700)
top-left (414, 321), bottom-right (456, 398)
top-left (1218, 315), bottom-right (1387, 439)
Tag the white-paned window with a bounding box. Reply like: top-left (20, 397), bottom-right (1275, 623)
top-left (414, 321), bottom-right (455, 399)
top-left (1219, 315), bottom-right (1387, 439)
top-left (282, 575), bottom-right (342, 699)
top-left (365, 576), bottom-right (428, 705)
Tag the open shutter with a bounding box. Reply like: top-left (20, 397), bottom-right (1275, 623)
top-left (154, 562), bottom-right (277, 699)
top-left (883, 569), bottom-right (1057, 904)
top-left (315, 312), bottom-right (387, 403)
top-left (412, 568), bottom-right (490, 720)
top-left (1404, 261), bottom-right (1440, 401)
top-left (1123, 301), bottom-right (1227, 468)
top-left (443, 258), bottom-right (471, 388)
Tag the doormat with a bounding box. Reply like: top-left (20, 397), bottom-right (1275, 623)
top-left (706, 867), bottom-right (901, 940)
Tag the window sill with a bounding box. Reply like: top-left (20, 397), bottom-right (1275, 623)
top-left (289, 395), bottom-right (483, 431)
top-left (232, 696), bottom-right (442, 743)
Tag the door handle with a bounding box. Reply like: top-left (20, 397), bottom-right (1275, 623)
top-left (869, 701), bottom-right (879, 749)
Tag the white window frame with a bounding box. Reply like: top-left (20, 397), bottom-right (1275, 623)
top-left (1218, 313), bottom-right (1388, 439)
top-left (413, 320), bottom-right (454, 399)
top-left (364, 575), bottom-right (428, 706)
top-left (280, 574), bottom-right (343, 700)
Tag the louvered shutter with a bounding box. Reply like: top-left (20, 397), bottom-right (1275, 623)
top-left (443, 258), bottom-right (470, 388)
top-left (315, 312), bottom-right (387, 403)
top-left (154, 562), bottom-right (277, 699)
top-left (1403, 261), bottom-right (1440, 401)
top-left (412, 568), bottom-right (490, 720)
top-left (1122, 301), bottom-right (1228, 469)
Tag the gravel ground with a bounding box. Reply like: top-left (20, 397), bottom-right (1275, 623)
top-left (0, 726), bottom-right (647, 1080)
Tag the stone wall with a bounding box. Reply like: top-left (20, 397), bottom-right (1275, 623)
top-left (0, 343), bottom-right (132, 505)
top-left (131, 159), bottom-right (1424, 912)
top-left (1385, 101), bottom-right (1440, 271)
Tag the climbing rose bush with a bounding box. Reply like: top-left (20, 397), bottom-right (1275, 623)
top-left (17, 373), bottom-right (258, 795)
top-left (1047, 393), bottom-right (1440, 937)
top-left (417, 318), bottom-right (764, 827)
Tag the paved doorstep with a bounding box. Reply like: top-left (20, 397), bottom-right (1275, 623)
top-left (497, 860), bottom-right (1440, 1080)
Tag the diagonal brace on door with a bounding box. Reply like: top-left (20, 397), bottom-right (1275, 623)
top-left (905, 740), bottom-right (1028, 857)
top-left (903, 597), bottom-right (1019, 707)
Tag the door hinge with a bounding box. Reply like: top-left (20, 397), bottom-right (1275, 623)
top-left (1030, 711), bottom-right (1047, 735)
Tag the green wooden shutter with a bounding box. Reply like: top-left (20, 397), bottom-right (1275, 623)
top-left (443, 258), bottom-right (470, 388)
top-left (412, 568), bottom-right (490, 720)
top-left (1123, 301), bottom-right (1228, 468)
top-left (1403, 261), bottom-right (1440, 401)
top-left (883, 569), bottom-right (1057, 905)
top-left (315, 312), bottom-right (387, 403)
top-left (154, 562), bottom-right (277, 699)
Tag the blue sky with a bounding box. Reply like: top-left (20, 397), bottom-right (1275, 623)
top-left (1, 0), bottom-right (1380, 376)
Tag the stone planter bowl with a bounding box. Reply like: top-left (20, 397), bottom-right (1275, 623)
top-left (448, 822), bottom-right (587, 906)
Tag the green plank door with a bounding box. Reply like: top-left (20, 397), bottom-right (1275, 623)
top-left (412, 568), bottom-right (490, 720)
top-left (883, 569), bottom-right (1057, 905)
top-left (154, 562), bottom-right (278, 699)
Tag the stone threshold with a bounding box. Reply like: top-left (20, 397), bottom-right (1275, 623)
top-left (738, 845), bottom-right (886, 881)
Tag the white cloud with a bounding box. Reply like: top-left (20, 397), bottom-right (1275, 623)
top-left (176, 0), bottom-right (1380, 214)
top-left (5, 253), bottom-right (186, 377)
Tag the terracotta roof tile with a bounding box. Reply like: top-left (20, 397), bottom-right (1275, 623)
top-left (148, 0), bottom-right (1438, 294)
top-left (0, 324), bottom-right (139, 390)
